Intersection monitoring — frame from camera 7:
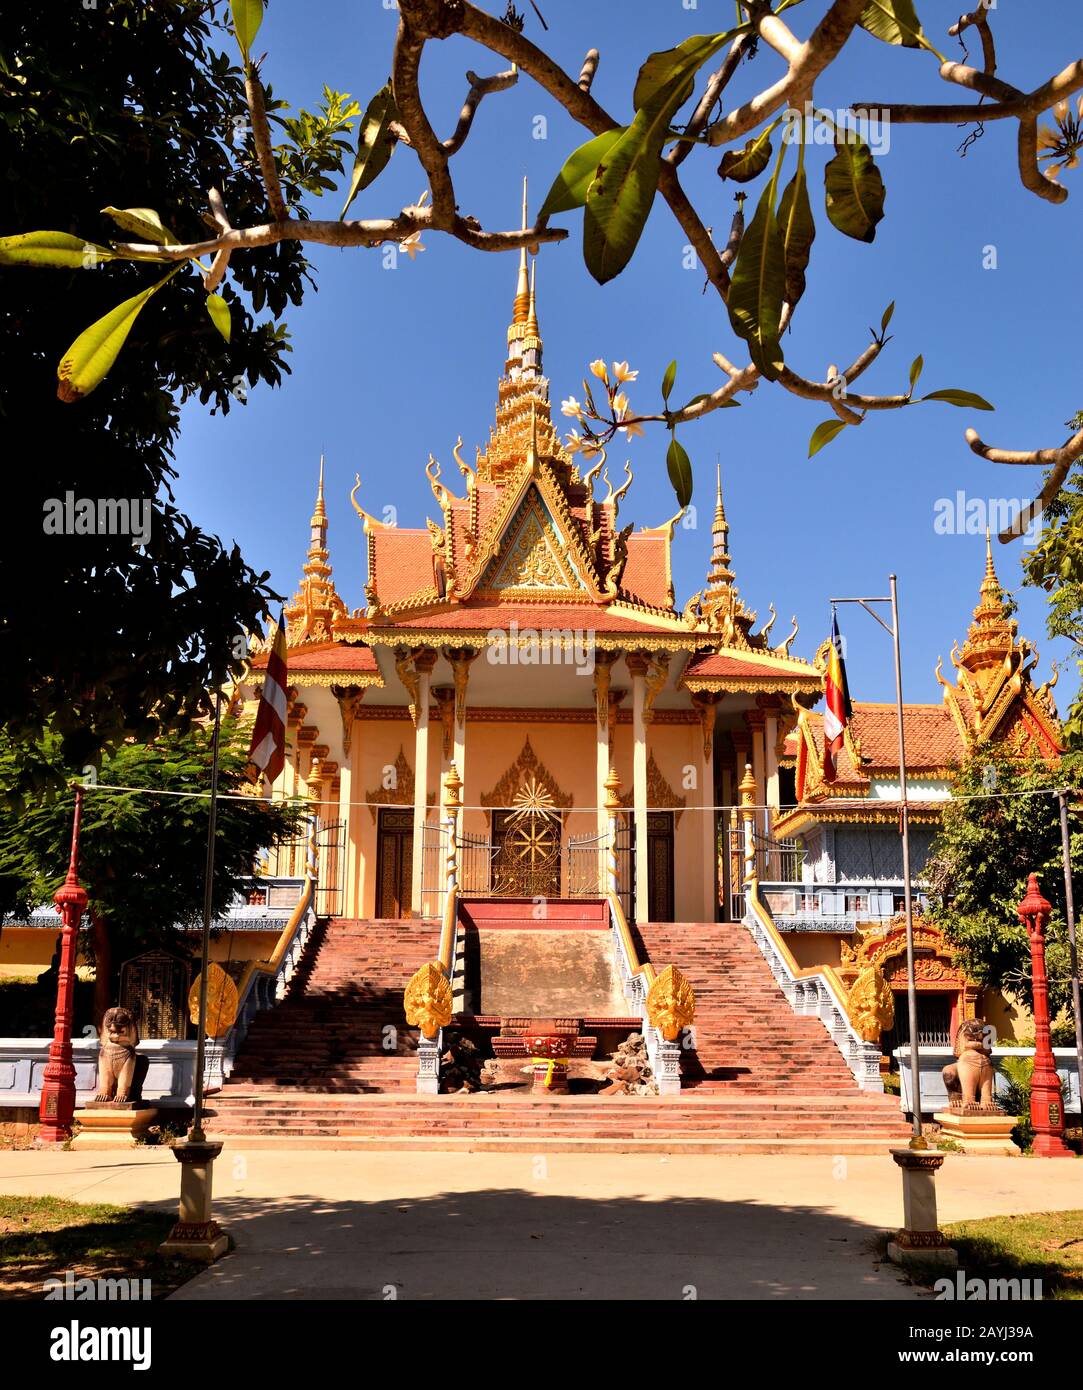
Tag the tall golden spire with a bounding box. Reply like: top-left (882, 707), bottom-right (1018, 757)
top-left (512, 176), bottom-right (530, 329)
top-left (478, 180), bottom-right (563, 485)
top-left (286, 455), bottom-right (345, 645)
top-left (705, 460), bottom-right (735, 593)
top-left (955, 531), bottom-right (1015, 678)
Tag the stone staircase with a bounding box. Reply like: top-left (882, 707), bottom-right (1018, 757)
top-left (207, 910), bottom-right (910, 1152)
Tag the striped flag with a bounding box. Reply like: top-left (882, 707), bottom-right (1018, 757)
top-left (822, 611), bottom-right (852, 784)
top-left (247, 612), bottom-right (288, 787)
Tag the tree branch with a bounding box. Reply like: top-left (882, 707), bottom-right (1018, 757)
top-left (245, 65), bottom-right (288, 222)
top-left (443, 66), bottom-right (518, 155)
top-left (966, 425), bottom-right (1083, 541)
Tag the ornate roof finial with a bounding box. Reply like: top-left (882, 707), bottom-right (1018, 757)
top-left (312, 452), bottom-right (327, 528)
top-left (285, 455), bottom-right (346, 645)
top-left (513, 175), bottom-right (530, 327)
top-left (525, 256), bottom-right (539, 338)
top-left (983, 526), bottom-right (998, 590)
top-left (705, 458), bottom-right (735, 593)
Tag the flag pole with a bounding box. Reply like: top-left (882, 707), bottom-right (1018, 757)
top-left (889, 575), bottom-right (924, 1146)
top-left (830, 579), bottom-right (925, 1146)
top-left (190, 684), bottom-right (223, 1144)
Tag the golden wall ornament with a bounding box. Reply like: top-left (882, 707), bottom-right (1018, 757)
top-left (366, 745), bottom-right (415, 822)
top-left (847, 963), bottom-right (895, 1044)
top-left (188, 963), bottom-right (240, 1039)
top-left (481, 736), bottom-right (573, 809)
top-left (404, 961), bottom-right (453, 1040)
top-left (646, 965), bottom-right (695, 1042)
top-left (331, 686), bottom-right (366, 756)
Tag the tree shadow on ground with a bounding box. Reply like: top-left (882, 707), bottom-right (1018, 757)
top-left (139, 1187), bottom-right (925, 1301)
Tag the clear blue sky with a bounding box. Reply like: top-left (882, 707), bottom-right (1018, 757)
top-left (173, 1), bottom-right (1081, 708)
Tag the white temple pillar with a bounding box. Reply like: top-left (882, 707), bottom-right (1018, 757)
top-left (692, 693), bottom-right (721, 923)
top-left (746, 708), bottom-right (767, 841)
top-left (593, 654), bottom-right (621, 886)
top-left (764, 700), bottom-right (781, 815)
top-left (628, 653), bottom-right (650, 923)
top-left (447, 649), bottom-right (478, 841)
top-left (410, 650), bottom-right (437, 915)
top-left (338, 756), bottom-right (357, 918)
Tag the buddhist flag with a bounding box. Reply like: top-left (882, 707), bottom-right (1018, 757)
top-left (247, 612), bottom-right (288, 787)
top-left (822, 611), bottom-right (852, 784)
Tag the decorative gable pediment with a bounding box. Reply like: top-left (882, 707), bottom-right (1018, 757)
top-left (477, 489), bottom-right (585, 597)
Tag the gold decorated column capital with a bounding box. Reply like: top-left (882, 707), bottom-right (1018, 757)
top-left (443, 762), bottom-right (463, 812)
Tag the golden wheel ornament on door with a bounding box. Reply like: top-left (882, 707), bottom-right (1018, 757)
top-left (494, 777), bottom-right (562, 897)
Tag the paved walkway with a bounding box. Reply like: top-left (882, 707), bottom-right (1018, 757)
top-left (1, 1149), bottom-right (1078, 1300)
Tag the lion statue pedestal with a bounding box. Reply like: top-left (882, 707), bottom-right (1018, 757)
top-left (933, 1020), bottom-right (1020, 1156)
top-left (71, 1007), bottom-right (160, 1149)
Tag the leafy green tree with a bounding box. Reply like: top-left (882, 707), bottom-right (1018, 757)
top-left (0, 0), bottom-right (356, 798)
top-left (0, 721), bottom-right (304, 1023)
top-left (1024, 415), bottom-right (1083, 748)
top-left (925, 749), bottom-right (1083, 1018)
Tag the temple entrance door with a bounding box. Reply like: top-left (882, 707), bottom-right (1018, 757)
top-left (646, 811), bottom-right (675, 922)
top-left (491, 807), bottom-right (561, 899)
top-left (375, 807), bottom-right (413, 919)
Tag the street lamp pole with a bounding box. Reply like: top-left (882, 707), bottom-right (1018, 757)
top-left (830, 576), bottom-right (924, 1146)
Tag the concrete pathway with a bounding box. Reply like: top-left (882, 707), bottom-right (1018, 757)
top-left (1, 1149), bottom-right (1077, 1300)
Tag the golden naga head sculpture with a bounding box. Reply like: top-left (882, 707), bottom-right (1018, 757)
top-left (847, 963), bottom-right (895, 1044)
top-left (404, 961), bottom-right (453, 1041)
top-left (646, 965), bottom-right (695, 1042)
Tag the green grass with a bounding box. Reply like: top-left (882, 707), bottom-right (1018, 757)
top-left (0, 1194), bottom-right (199, 1300)
top-left (897, 1210), bottom-right (1083, 1300)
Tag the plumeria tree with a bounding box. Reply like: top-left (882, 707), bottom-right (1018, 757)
top-left (5, 0), bottom-right (1082, 521)
top-left (5, 1), bottom-right (1083, 690)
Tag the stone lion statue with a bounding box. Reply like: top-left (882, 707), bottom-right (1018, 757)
top-left (942, 1018), bottom-right (998, 1110)
top-left (94, 1006), bottom-right (144, 1104)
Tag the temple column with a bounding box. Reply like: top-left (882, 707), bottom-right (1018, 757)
top-left (628, 651), bottom-right (669, 922)
top-left (627, 653), bottom-right (650, 923)
top-left (759, 695), bottom-right (782, 818)
top-left (333, 687), bottom-right (365, 919)
top-left (593, 652), bottom-right (622, 868)
top-left (446, 648), bottom-right (479, 837)
top-left (406, 648), bottom-right (437, 916)
top-left (744, 707), bottom-right (767, 843)
top-left (692, 693), bottom-right (722, 922)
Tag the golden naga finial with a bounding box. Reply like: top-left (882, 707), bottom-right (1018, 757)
top-left (403, 961), bottom-right (453, 1041)
top-left (775, 614), bottom-right (799, 656)
top-left (581, 448), bottom-right (606, 493)
top-left (646, 965), bottom-right (695, 1042)
top-left (934, 653), bottom-right (949, 689)
top-left (760, 602), bottom-right (777, 643)
top-left (453, 435), bottom-right (476, 495)
top-left (426, 453), bottom-right (456, 514)
top-left (611, 458), bottom-right (633, 509)
top-left (848, 963), bottom-right (895, 1043)
top-left (350, 472), bottom-right (388, 532)
top-left (600, 465), bottom-right (614, 505)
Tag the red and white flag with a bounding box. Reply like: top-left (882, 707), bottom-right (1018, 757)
top-left (247, 612), bottom-right (288, 788)
top-left (822, 612), bottom-right (852, 784)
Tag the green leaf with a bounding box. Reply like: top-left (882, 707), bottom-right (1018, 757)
top-left (666, 435), bottom-right (693, 508)
top-left (583, 30), bottom-right (738, 284)
top-left (539, 128), bottom-right (627, 217)
top-left (921, 389), bottom-right (995, 411)
top-left (230, 0), bottom-right (263, 59)
top-left (808, 418), bottom-right (848, 457)
top-left (205, 293), bottom-right (232, 344)
top-left (633, 31), bottom-right (739, 111)
top-left (726, 179), bottom-right (786, 381)
top-left (100, 206), bottom-right (179, 245)
top-left (777, 165), bottom-right (816, 309)
top-left (56, 266), bottom-right (181, 403)
top-left (824, 136), bottom-right (886, 243)
top-left (0, 231), bottom-right (117, 268)
top-left (908, 354), bottom-right (924, 393)
top-left (859, 0), bottom-right (926, 48)
top-left (340, 82), bottom-right (399, 220)
top-left (661, 359), bottom-right (677, 403)
top-left (881, 300), bottom-right (895, 334)
top-left (718, 128), bottom-right (774, 183)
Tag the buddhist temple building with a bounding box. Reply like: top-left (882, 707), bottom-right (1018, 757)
top-left (244, 237), bottom-right (824, 928)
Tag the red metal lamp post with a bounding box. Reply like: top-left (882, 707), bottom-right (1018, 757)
top-left (1017, 873), bottom-right (1072, 1158)
top-left (38, 786), bottom-right (88, 1144)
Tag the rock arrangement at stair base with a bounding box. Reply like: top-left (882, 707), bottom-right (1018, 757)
top-left (598, 1033), bottom-right (657, 1096)
top-left (439, 1029), bottom-right (484, 1093)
